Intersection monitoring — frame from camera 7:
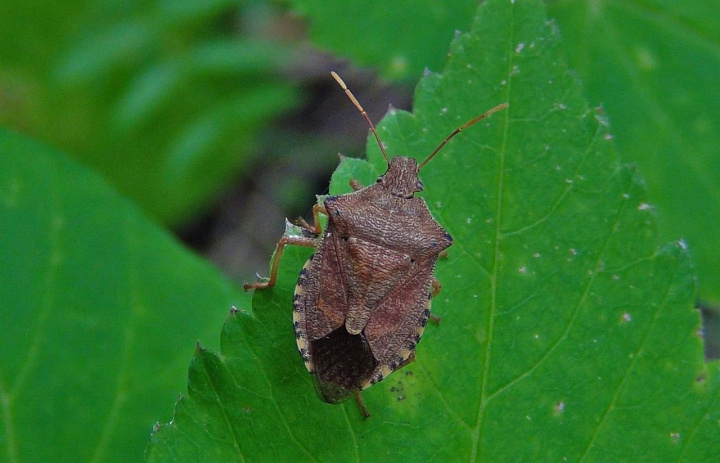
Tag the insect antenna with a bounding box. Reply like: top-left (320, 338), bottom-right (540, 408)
top-left (331, 71), bottom-right (391, 164)
top-left (418, 102), bottom-right (508, 170)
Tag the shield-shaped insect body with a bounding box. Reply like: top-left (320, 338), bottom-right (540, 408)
top-left (244, 72), bottom-right (507, 417)
top-left (293, 155), bottom-right (453, 405)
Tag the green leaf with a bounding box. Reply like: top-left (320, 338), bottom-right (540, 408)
top-left (0, 129), bottom-right (247, 462)
top-left (544, 1), bottom-right (720, 303)
top-left (289, 0), bottom-right (476, 80)
top-left (148, 1), bottom-right (720, 461)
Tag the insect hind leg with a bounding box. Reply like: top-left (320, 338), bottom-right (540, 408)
top-left (355, 392), bottom-right (371, 419)
top-left (429, 278), bottom-right (442, 325)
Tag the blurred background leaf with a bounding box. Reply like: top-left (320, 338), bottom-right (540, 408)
top-left (0, 129), bottom-right (247, 462)
top-left (287, 0), bottom-right (477, 81)
top-left (1, 0), bottom-right (300, 225)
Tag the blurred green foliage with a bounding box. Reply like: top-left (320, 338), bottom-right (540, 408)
top-left (288, 0), bottom-right (477, 80)
top-left (0, 0), bottom-right (300, 224)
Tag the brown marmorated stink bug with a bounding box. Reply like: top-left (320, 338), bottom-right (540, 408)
top-left (245, 72), bottom-right (507, 417)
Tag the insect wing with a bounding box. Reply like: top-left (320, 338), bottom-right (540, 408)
top-left (362, 256), bottom-right (438, 386)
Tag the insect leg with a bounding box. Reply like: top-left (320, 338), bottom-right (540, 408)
top-left (354, 391), bottom-right (371, 419)
top-left (243, 235), bottom-right (318, 291)
top-left (431, 279), bottom-right (442, 298)
top-left (429, 279), bottom-right (442, 325)
top-left (397, 351), bottom-right (416, 370)
top-left (294, 203), bottom-right (327, 235)
top-left (349, 179), bottom-right (364, 191)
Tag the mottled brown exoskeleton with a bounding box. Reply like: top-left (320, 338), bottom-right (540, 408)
top-left (245, 72), bottom-right (507, 417)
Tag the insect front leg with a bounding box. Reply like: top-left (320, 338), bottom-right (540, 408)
top-left (293, 203), bottom-right (327, 236)
top-left (243, 235), bottom-right (318, 291)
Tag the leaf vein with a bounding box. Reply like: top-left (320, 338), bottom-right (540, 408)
top-left (470, 6), bottom-right (516, 461)
top-left (485, 168), bottom-right (634, 402)
top-left (577, 247), bottom-right (682, 462)
top-left (674, 374), bottom-right (720, 462)
top-left (252, 316), bottom-right (318, 462)
top-left (202, 349), bottom-right (247, 462)
top-left (415, 360), bottom-right (471, 429)
top-left (90, 213), bottom-right (139, 463)
top-left (2, 164), bottom-right (64, 463)
top-left (503, 120), bottom-right (600, 237)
